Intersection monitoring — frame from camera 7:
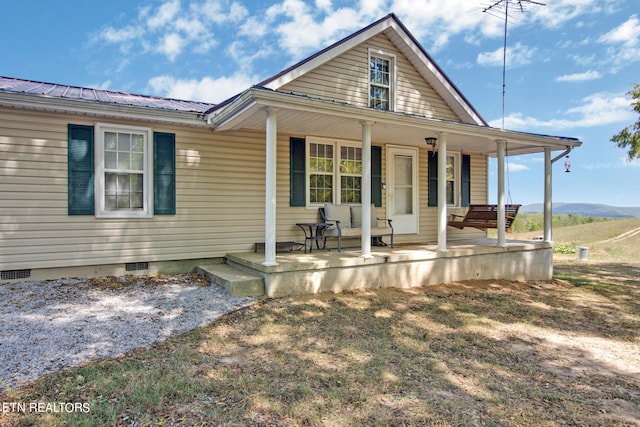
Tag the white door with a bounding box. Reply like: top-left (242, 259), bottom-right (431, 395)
top-left (387, 146), bottom-right (418, 234)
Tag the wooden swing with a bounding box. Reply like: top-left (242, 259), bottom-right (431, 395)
top-left (447, 204), bottom-right (521, 232)
top-left (448, 141), bottom-right (520, 232)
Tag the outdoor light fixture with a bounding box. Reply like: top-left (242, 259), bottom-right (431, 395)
top-left (564, 155), bottom-right (571, 173)
top-left (425, 137), bottom-right (438, 149)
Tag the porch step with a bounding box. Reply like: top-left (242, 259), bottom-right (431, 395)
top-left (196, 263), bottom-right (265, 297)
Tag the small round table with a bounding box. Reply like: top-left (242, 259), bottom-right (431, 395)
top-left (295, 222), bottom-right (331, 253)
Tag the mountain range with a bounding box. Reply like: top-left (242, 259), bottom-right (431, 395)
top-left (521, 203), bottom-right (640, 218)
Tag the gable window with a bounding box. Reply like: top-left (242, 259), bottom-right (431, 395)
top-left (307, 138), bottom-right (362, 206)
top-left (369, 50), bottom-right (395, 111)
top-left (95, 123), bottom-right (152, 218)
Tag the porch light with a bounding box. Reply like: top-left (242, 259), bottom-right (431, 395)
top-left (425, 137), bottom-right (438, 149)
top-left (564, 155), bottom-right (571, 173)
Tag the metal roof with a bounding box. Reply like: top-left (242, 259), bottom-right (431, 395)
top-left (0, 76), bottom-right (215, 114)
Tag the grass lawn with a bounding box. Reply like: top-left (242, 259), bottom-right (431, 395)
top-left (2, 222), bottom-right (639, 426)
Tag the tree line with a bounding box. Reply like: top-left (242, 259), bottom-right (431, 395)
top-left (510, 213), bottom-right (609, 233)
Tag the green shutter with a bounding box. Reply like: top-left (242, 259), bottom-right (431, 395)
top-left (461, 154), bottom-right (471, 207)
top-left (290, 137), bottom-right (306, 206)
top-left (427, 151), bottom-right (438, 207)
top-left (154, 132), bottom-right (176, 215)
top-left (68, 124), bottom-right (94, 215)
top-left (371, 145), bottom-right (382, 207)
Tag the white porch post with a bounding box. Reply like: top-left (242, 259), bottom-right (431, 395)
top-left (496, 139), bottom-right (506, 247)
top-left (437, 132), bottom-right (448, 252)
top-left (263, 107), bottom-right (278, 266)
top-left (544, 147), bottom-right (552, 243)
top-left (361, 121), bottom-right (373, 258)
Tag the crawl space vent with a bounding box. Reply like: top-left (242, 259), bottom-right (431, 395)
top-left (125, 262), bottom-right (149, 272)
top-left (1, 269), bottom-right (32, 280)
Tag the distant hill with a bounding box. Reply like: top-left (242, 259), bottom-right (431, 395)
top-left (521, 203), bottom-right (640, 218)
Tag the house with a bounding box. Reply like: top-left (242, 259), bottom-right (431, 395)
top-left (0, 14), bottom-right (580, 296)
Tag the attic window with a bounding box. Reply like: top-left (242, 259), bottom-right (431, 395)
top-left (369, 50), bottom-right (395, 111)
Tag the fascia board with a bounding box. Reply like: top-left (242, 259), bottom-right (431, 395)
top-left (0, 92), bottom-right (208, 127)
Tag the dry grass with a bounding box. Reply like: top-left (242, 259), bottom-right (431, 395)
top-left (2, 220), bottom-right (639, 426)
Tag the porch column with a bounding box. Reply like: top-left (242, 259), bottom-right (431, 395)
top-left (263, 107), bottom-right (278, 266)
top-left (544, 147), bottom-right (552, 243)
top-left (496, 139), bottom-right (506, 247)
top-left (437, 132), bottom-right (448, 252)
top-left (361, 121), bottom-right (373, 258)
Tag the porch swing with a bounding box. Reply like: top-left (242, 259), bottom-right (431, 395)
top-left (448, 143), bottom-right (521, 232)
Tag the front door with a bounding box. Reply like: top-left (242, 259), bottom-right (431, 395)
top-left (387, 146), bottom-right (418, 234)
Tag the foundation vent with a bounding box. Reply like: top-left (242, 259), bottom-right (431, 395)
top-left (125, 262), bottom-right (149, 272)
top-left (1, 269), bottom-right (32, 280)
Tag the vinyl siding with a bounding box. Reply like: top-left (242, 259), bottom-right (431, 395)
top-left (279, 33), bottom-right (460, 121)
top-left (0, 108), bottom-right (271, 270)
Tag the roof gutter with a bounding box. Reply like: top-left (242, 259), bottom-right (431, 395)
top-left (551, 146), bottom-right (573, 163)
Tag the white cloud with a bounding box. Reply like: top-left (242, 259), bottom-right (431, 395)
top-left (477, 42), bottom-right (537, 67)
top-left (147, 74), bottom-right (257, 103)
top-left (595, 15), bottom-right (640, 72)
top-left (265, 0), bottom-right (370, 57)
top-left (158, 33), bottom-right (186, 62)
top-left (95, 0), bottom-right (249, 62)
top-left (527, 0), bottom-right (605, 29)
top-left (599, 15), bottom-right (640, 47)
top-left (507, 162), bottom-right (529, 172)
top-left (147, 0), bottom-right (181, 29)
top-left (99, 25), bottom-right (143, 44)
top-left (555, 70), bottom-right (601, 82)
top-left (491, 92), bottom-right (636, 131)
top-left (196, 0), bottom-right (248, 24)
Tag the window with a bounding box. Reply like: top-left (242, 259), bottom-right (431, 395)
top-left (290, 137), bottom-right (382, 208)
top-left (428, 152), bottom-right (471, 208)
top-left (307, 138), bottom-right (362, 206)
top-left (369, 50), bottom-right (395, 111)
top-left (95, 123), bottom-right (152, 218)
top-left (308, 142), bottom-right (333, 204)
top-left (446, 154), bottom-right (458, 206)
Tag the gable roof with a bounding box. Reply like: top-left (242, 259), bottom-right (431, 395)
top-left (256, 13), bottom-right (487, 126)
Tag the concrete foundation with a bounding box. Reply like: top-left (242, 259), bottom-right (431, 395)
top-left (227, 239), bottom-right (553, 298)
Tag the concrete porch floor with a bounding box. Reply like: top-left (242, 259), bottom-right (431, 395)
top-left (217, 239), bottom-right (553, 298)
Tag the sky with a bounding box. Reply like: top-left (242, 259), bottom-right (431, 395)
top-left (1, 0), bottom-right (638, 207)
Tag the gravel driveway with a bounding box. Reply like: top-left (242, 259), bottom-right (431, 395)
top-left (0, 274), bottom-right (257, 390)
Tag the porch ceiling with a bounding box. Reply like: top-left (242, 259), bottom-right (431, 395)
top-left (207, 87), bottom-right (581, 157)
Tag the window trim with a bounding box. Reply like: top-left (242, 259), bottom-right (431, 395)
top-left (306, 136), bottom-right (363, 207)
top-left (94, 122), bottom-right (153, 218)
top-left (368, 48), bottom-right (396, 111)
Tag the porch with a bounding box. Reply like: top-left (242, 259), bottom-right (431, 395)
top-left (198, 239), bottom-right (553, 298)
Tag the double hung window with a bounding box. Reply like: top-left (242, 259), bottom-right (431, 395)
top-left (446, 154), bottom-right (458, 206)
top-left (369, 50), bottom-right (395, 111)
top-left (95, 123), bottom-right (152, 218)
top-left (307, 138), bottom-right (362, 205)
